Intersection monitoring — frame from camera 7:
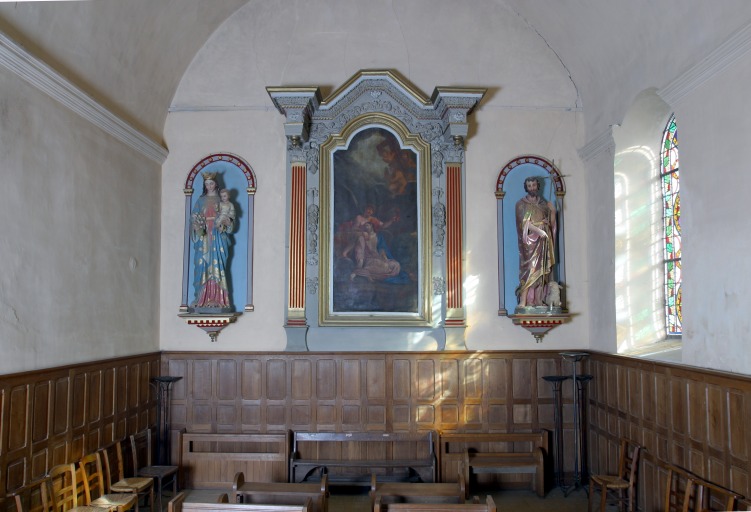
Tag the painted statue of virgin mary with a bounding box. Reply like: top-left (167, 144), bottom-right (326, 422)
top-left (190, 171), bottom-right (235, 313)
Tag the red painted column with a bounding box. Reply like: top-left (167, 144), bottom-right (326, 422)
top-left (445, 163), bottom-right (465, 326)
top-left (287, 163), bottom-right (307, 326)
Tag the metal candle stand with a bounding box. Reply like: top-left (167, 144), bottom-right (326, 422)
top-left (151, 376), bottom-right (182, 465)
top-left (576, 373), bottom-right (593, 485)
top-left (558, 352), bottom-right (591, 496)
top-left (542, 375), bottom-right (570, 488)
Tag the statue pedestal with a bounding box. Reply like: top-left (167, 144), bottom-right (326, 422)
top-left (509, 311), bottom-right (570, 343)
top-left (178, 312), bottom-right (241, 342)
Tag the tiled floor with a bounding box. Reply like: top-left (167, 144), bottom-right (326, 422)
top-left (183, 485), bottom-right (591, 511)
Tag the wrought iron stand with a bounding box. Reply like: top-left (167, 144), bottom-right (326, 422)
top-left (151, 376), bottom-right (182, 465)
top-left (576, 373), bottom-right (593, 485)
top-left (559, 352), bottom-right (589, 496)
top-left (542, 374), bottom-right (570, 489)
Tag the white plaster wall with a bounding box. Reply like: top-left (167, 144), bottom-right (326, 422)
top-left (502, 1), bottom-right (751, 141)
top-left (673, 50), bottom-right (751, 374)
top-left (464, 108), bottom-right (588, 350)
top-left (583, 147), bottom-right (615, 355)
top-left (160, 0), bottom-right (590, 351)
top-left (583, 46), bottom-right (751, 374)
top-left (160, 109), bottom-right (288, 350)
top-left (0, 68), bottom-right (160, 374)
top-left (169, 0), bottom-right (578, 113)
top-left (0, 0), bottom-right (247, 140)
top-left (612, 90), bottom-right (673, 353)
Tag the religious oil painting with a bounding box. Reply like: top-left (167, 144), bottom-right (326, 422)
top-left (319, 116), bottom-right (432, 326)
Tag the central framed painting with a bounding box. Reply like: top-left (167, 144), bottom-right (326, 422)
top-left (319, 113), bottom-right (432, 326)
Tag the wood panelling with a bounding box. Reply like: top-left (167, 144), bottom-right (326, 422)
top-left (162, 351), bottom-right (572, 482)
top-left (587, 352), bottom-right (751, 510)
top-left (3, 348), bottom-right (748, 509)
top-left (163, 350), bottom-right (751, 507)
top-left (0, 353), bottom-right (159, 497)
top-left (9, 387), bottom-right (28, 452)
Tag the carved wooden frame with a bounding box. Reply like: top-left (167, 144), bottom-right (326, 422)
top-left (319, 113), bottom-right (432, 326)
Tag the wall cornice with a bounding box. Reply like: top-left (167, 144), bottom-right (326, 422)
top-left (577, 126), bottom-right (615, 163)
top-left (0, 31), bottom-right (168, 164)
top-left (658, 21), bottom-right (751, 105)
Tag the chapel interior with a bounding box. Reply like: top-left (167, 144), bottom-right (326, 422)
top-left (2, 1), bottom-right (751, 511)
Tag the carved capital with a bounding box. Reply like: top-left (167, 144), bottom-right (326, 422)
top-left (432, 87), bottom-right (486, 145)
top-left (267, 87), bottom-right (322, 145)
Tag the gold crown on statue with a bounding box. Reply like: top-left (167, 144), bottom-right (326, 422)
top-left (201, 171), bottom-right (217, 181)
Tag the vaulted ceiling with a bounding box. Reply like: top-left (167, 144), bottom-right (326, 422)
top-left (2, 0), bottom-right (750, 145)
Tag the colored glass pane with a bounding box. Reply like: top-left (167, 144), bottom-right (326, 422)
top-left (661, 114), bottom-right (682, 335)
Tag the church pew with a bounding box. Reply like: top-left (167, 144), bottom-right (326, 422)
top-left (168, 492), bottom-right (311, 512)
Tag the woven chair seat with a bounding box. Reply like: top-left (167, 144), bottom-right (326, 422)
top-left (90, 493), bottom-right (138, 509)
top-left (137, 466), bottom-right (178, 479)
top-left (110, 477), bottom-right (153, 493)
top-left (591, 475), bottom-right (629, 489)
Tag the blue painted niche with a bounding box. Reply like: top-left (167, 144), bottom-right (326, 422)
top-left (181, 153), bottom-right (256, 313)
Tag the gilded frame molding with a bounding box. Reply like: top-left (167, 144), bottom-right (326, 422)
top-left (319, 113), bottom-right (432, 326)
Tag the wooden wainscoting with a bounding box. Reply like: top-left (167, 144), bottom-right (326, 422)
top-left (587, 352), bottom-right (751, 509)
top-left (162, 350), bottom-right (583, 487)
top-left (0, 353), bottom-right (160, 497)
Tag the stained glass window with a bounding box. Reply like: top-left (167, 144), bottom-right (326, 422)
top-left (661, 115), bottom-right (681, 335)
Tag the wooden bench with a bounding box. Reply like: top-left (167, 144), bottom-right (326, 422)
top-left (372, 495), bottom-right (496, 512)
top-left (232, 472), bottom-right (329, 512)
top-left (289, 431), bottom-right (437, 486)
top-left (369, 473), bottom-right (466, 508)
top-left (181, 433), bottom-right (289, 488)
top-left (168, 492), bottom-right (311, 512)
top-left (440, 431), bottom-right (549, 497)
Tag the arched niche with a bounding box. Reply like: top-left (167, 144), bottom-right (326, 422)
top-left (178, 153), bottom-right (257, 341)
top-left (495, 156), bottom-right (567, 316)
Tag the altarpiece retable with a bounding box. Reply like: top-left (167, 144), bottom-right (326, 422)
top-left (268, 70), bottom-right (485, 351)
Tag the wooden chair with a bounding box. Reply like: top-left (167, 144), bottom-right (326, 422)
top-left (131, 429), bottom-right (178, 512)
top-left (47, 463), bottom-right (102, 512)
top-left (735, 497), bottom-right (751, 511)
top-left (101, 440), bottom-right (155, 512)
top-left (662, 464), bottom-right (696, 512)
top-left (79, 452), bottom-right (138, 512)
top-left (8, 477), bottom-right (54, 512)
top-left (693, 477), bottom-right (741, 511)
top-left (588, 438), bottom-right (641, 512)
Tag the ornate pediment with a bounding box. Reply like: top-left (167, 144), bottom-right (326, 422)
top-left (268, 69), bottom-right (485, 147)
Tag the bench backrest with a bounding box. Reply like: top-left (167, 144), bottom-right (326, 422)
top-left (438, 431), bottom-right (549, 481)
top-left (233, 472), bottom-right (329, 496)
top-left (440, 432), bottom-right (549, 453)
top-left (291, 431), bottom-right (436, 458)
top-left (182, 433), bottom-right (289, 488)
top-left (169, 492), bottom-right (310, 512)
top-left (373, 495), bottom-right (495, 512)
